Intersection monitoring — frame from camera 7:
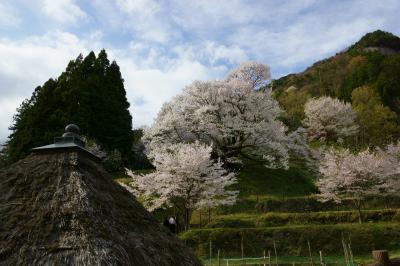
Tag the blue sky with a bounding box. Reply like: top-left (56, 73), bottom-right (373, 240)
top-left (0, 0), bottom-right (399, 142)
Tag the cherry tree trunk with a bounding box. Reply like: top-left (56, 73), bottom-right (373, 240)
top-left (372, 250), bottom-right (390, 266)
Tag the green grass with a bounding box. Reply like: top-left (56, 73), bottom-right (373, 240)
top-left (114, 177), bottom-right (131, 185)
top-left (213, 160), bottom-right (316, 215)
top-left (235, 160), bottom-right (316, 199)
top-left (113, 169), bottom-right (155, 185)
top-left (124, 161), bottom-right (400, 262)
top-left (121, 160), bottom-right (316, 200)
top-left (180, 223), bottom-right (400, 257)
top-left (200, 251), bottom-right (400, 266)
top-left (203, 209), bottom-right (400, 228)
top-left (255, 195), bottom-right (400, 213)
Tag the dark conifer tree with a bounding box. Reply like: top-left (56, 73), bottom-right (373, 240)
top-left (7, 50), bottom-right (133, 164)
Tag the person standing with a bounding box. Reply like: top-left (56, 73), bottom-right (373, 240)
top-left (168, 216), bottom-right (176, 233)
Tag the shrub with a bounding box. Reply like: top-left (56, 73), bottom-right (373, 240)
top-left (104, 149), bottom-right (123, 173)
top-left (255, 196), bottom-right (400, 213)
top-left (180, 223), bottom-right (400, 257)
top-left (255, 209), bottom-right (399, 227)
top-left (206, 214), bottom-right (256, 228)
top-left (205, 209), bottom-right (399, 228)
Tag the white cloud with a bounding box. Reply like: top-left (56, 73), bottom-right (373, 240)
top-left (110, 47), bottom-right (225, 128)
top-left (0, 97), bottom-right (24, 142)
top-left (0, 2), bottom-right (21, 28)
top-left (0, 31), bottom-right (221, 140)
top-left (89, 0), bottom-right (400, 75)
top-left (116, 0), bottom-right (160, 19)
top-left (0, 31), bottom-right (94, 141)
top-left (42, 0), bottom-right (87, 25)
top-left (112, 0), bottom-right (176, 43)
top-left (1, 0), bottom-right (400, 141)
top-left (231, 17), bottom-right (383, 70)
top-left (226, 0), bottom-right (397, 76)
top-left (0, 32), bottom-right (87, 95)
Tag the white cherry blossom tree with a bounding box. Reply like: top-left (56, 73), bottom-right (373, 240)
top-left (126, 141), bottom-right (238, 230)
top-left (317, 143), bottom-right (400, 223)
top-left (303, 96), bottom-right (358, 142)
top-left (144, 62), bottom-right (294, 169)
top-left (225, 61), bottom-right (271, 89)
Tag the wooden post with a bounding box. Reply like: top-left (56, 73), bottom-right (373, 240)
top-left (209, 240), bottom-right (212, 266)
top-left (307, 240), bottom-right (314, 266)
top-left (199, 210), bottom-right (202, 228)
top-left (319, 251), bottom-right (323, 266)
top-left (372, 250), bottom-right (390, 266)
top-left (263, 250), bottom-right (266, 266)
top-left (217, 249), bottom-right (220, 266)
top-left (273, 239), bottom-right (278, 266)
top-left (342, 238), bottom-right (349, 266)
top-left (347, 237), bottom-right (354, 266)
top-left (269, 250), bottom-right (271, 266)
top-left (241, 233), bottom-right (244, 260)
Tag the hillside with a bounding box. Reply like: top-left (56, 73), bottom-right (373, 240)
top-left (180, 31), bottom-right (400, 264)
top-left (273, 30), bottom-right (400, 131)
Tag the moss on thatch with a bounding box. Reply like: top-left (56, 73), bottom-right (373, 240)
top-left (0, 151), bottom-right (201, 265)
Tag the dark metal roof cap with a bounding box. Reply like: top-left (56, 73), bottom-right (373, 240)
top-left (32, 124), bottom-right (100, 161)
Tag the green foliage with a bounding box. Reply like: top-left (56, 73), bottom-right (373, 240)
top-left (234, 160), bottom-right (316, 199)
top-left (130, 129), bottom-right (153, 169)
top-left (210, 159), bottom-right (316, 216)
top-left (256, 195), bottom-right (400, 213)
top-left (183, 31), bottom-right (400, 257)
top-left (180, 223), bottom-right (400, 257)
top-left (0, 144), bottom-right (8, 168)
top-left (6, 50), bottom-right (133, 164)
top-left (349, 30), bottom-right (400, 51)
top-left (274, 31), bottom-right (400, 147)
top-left (104, 149), bottom-right (124, 173)
top-left (205, 209), bottom-right (400, 228)
top-left (278, 88), bottom-right (310, 130)
top-left (337, 52), bottom-right (384, 101)
top-left (205, 213), bottom-right (256, 228)
top-left (375, 55), bottom-right (400, 112)
top-left (352, 86), bottom-right (399, 148)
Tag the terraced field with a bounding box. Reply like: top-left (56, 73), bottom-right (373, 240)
top-left (179, 161), bottom-right (400, 264)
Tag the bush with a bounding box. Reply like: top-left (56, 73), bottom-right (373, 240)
top-left (205, 214), bottom-right (256, 228)
top-left (255, 209), bottom-right (399, 227)
top-left (180, 223), bottom-right (400, 257)
top-left (215, 198), bottom-right (258, 214)
top-left (104, 149), bottom-right (124, 172)
top-left (256, 196), bottom-right (400, 213)
top-left (205, 209), bottom-right (399, 228)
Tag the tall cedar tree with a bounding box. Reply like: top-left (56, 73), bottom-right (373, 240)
top-left (7, 50), bottom-right (133, 163)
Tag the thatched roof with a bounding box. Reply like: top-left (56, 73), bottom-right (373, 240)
top-left (0, 150), bottom-right (201, 265)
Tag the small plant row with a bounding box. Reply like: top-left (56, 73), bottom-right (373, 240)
top-left (256, 195), bottom-right (400, 213)
top-left (217, 195), bottom-right (400, 214)
top-left (205, 209), bottom-right (400, 228)
top-left (180, 223), bottom-right (400, 257)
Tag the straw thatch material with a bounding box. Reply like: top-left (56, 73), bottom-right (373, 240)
top-left (0, 151), bottom-right (201, 265)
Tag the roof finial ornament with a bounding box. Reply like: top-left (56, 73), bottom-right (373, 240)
top-left (31, 124), bottom-right (99, 160)
top-left (57, 123), bottom-right (85, 147)
top-left (32, 123), bottom-right (87, 150)
top-left (63, 124), bottom-right (81, 138)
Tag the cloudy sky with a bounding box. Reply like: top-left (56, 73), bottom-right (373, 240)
top-left (0, 0), bottom-right (399, 142)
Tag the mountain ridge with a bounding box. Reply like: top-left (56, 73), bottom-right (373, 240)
top-left (272, 30), bottom-right (400, 134)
